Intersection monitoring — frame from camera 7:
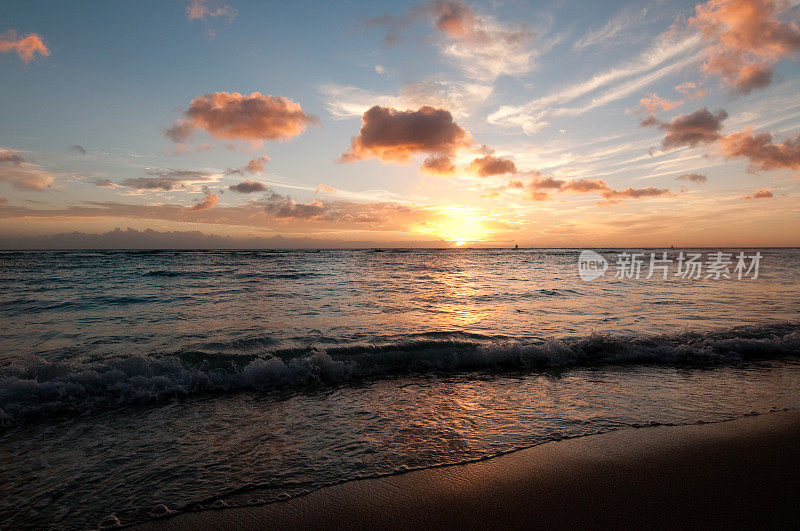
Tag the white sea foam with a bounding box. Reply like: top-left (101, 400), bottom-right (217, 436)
top-left (1, 324), bottom-right (798, 427)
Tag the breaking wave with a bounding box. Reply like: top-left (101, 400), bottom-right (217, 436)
top-left (2, 323), bottom-right (798, 427)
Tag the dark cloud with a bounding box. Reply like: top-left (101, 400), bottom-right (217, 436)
top-left (512, 176), bottom-right (670, 204)
top-left (263, 193), bottom-right (328, 220)
top-left (166, 92), bottom-right (318, 144)
top-left (641, 107), bottom-right (728, 150)
top-left (599, 187), bottom-right (670, 200)
top-left (228, 180), bottom-right (268, 194)
top-left (0, 150), bottom-right (25, 166)
top-left (120, 169), bottom-right (216, 191)
top-left (340, 105), bottom-right (471, 164)
top-left (69, 145), bottom-right (87, 155)
top-left (505, 173), bottom-right (564, 200)
top-left (0, 227), bottom-right (450, 250)
top-left (526, 173), bottom-right (565, 189)
top-left (676, 173), bottom-right (708, 183)
top-left (720, 130), bottom-right (800, 171)
top-left (468, 154), bottom-right (517, 177)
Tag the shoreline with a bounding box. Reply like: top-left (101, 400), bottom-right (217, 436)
top-left (136, 410), bottom-right (800, 530)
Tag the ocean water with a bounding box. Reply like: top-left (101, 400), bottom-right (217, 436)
top-left (1, 248), bottom-right (799, 528)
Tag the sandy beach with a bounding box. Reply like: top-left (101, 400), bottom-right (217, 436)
top-left (136, 410), bottom-right (800, 530)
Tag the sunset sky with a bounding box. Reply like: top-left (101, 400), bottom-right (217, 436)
top-left (1, 0), bottom-right (799, 247)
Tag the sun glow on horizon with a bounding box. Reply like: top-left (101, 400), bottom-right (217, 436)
top-left (415, 205), bottom-right (495, 245)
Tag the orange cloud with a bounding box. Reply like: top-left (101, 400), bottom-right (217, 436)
top-left (189, 194), bottom-right (219, 211)
top-left (166, 92), bottom-right (318, 145)
top-left (641, 107), bottom-right (728, 150)
top-left (226, 155), bottom-right (270, 175)
top-left (185, 0), bottom-right (236, 22)
top-left (527, 174), bottom-right (566, 189)
top-left (427, 0), bottom-right (534, 79)
top-left (720, 129), bottom-right (800, 171)
top-left (741, 188), bottom-right (774, 199)
top-left (0, 167), bottom-right (55, 191)
top-left (505, 173), bottom-right (563, 200)
top-left (246, 156), bottom-right (269, 173)
top-left (527, 191), bottom-right (550, 201)
top-left (0, 151), bottom-right (56, 191)
top-left (675, 82), bottom-right (708, 99)
top-left (432, 0), bottom-right (480, 39)
top-left (638, 93), bottom-right (683, 113)
top-left (228, 180), bottom-right (267, 194)
top-left (690, 0), bottom-right (800, 93)
top-left (420, 154), bottom-right (457, 175)
top-left (468, 154), bottom-right (517, 177)
top-left (0, 198), bottom-right (7, 204)
top-left (513, 176), bottom-right (670, 204)
top-left (340, 105), bottom-right (471, 164)
top-left (0, 31), bottom-right (49, 63)
top-left (560, 178), bottom-right (609, 193)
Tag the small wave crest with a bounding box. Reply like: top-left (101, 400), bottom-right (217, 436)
top-left (1, 323), bottom-right (798, 427)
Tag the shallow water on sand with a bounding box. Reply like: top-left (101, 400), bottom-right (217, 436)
top-left (1, 249), bottom-right (799, 528)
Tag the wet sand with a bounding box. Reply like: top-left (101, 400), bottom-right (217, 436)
top-left (137, 410), bottom-right (800, 530)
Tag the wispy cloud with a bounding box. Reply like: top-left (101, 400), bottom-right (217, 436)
top-left (488, 33), bottom-right (703, 133)
top-left (185, 0), bottom-right (236, 36)
top-left (117, 169), bottom-right (218, 191)
top-left (572, 4), bottom-right (651, 51)
top-left (368, 0), bottom-right (546, 82)
top-left (319, 80), bottom-right (492, 120)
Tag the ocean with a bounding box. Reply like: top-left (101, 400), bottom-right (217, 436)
top-left (1, 248), bottom-right (799, 528)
